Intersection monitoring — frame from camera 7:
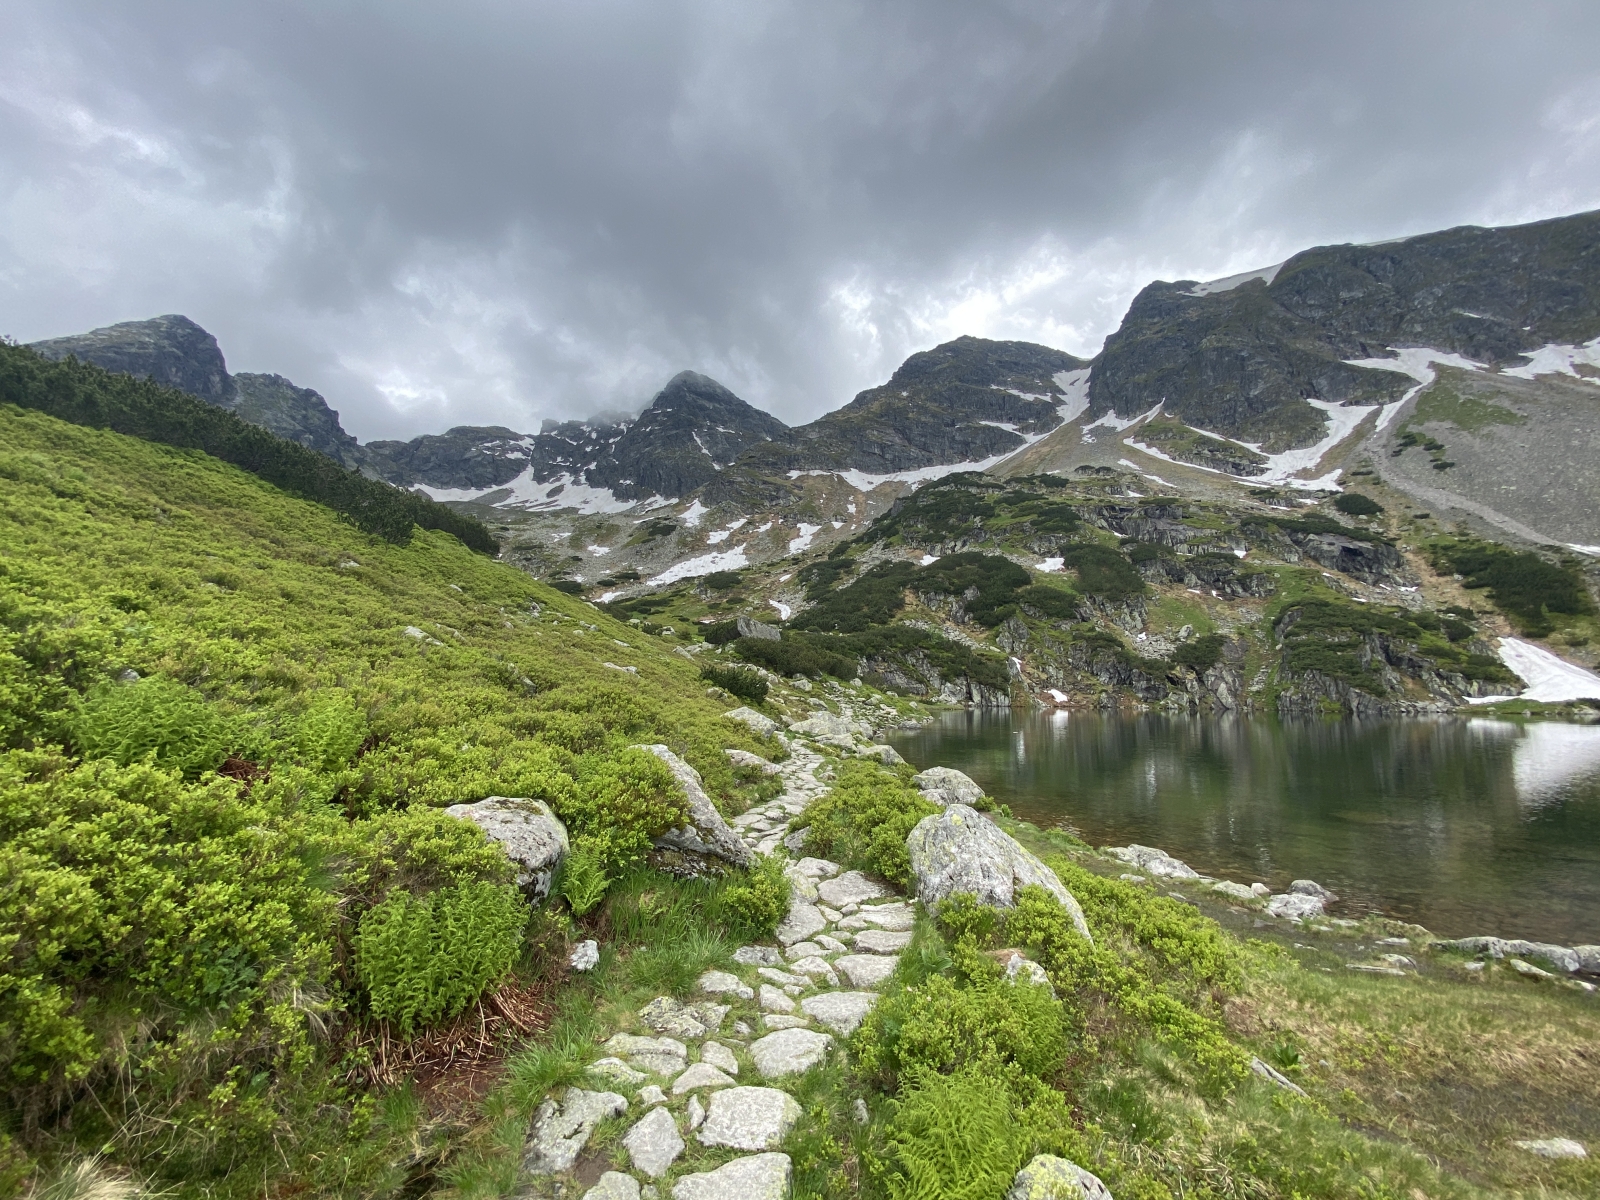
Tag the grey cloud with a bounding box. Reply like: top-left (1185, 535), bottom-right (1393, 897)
top-left (3, 0), bottom-right (1599, 440)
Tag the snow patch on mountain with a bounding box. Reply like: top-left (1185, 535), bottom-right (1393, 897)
top-left (1053, 369), bottom-right (1091, 423)
top-left (1468, 638), bottom-right (1600, 704)
top-left (648, 544), bottom-right (752, 586)
top-left (1185, 260), bottom-right (1285, 297)
top-left (1500, 337), bottom-right (1600, 381)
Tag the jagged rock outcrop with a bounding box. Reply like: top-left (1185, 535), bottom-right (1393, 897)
top-left (638, 744), bottom-right (756, 873)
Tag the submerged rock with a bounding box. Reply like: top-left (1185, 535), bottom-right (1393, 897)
top-left (1289, 879), bottom-right (1339, 902)
top-left (907, 805), bottom-right (1092, 943)
top-left (444, 797), bottom-right (569, 902)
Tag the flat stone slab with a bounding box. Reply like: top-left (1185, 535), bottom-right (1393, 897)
top-left (815, 934), bottom-right (849, 953)
top-left (759, 984), bottom-right (795, 1013)
top-left (734, 945), bottom-right (785, 967)
top-left (641, 997), bottom-right (710, 1039)
top-left (817, 870), bottom-right (891, 908)
top-left (623, 1105), bottom-right (684, 1178)
top-left (700, 1041), bottom-right (739, 1075)
top-left (800, 991), bottom-right (879, 1035)
top-left (699, 970), bottom-right (755, 1000)
top-left (835, 954), bottom-right (899, 988)
top-left (792, 857), bottom-right (841, 878)
top-left (584, 1171), bottom-right (641, 1200)
top-left (1514, 1137), bottom-right (1587, 1159)
top-left (671, 1062), bottom-right (737, 1094)
top-left (853, 929), bottom-right (913, 954)
top-left (697, 1086), bottom-right (803, 1150)
top-left (787, 956), bottom-right (840, 986)
top-left (603, 1033), bottom-right (688, 1076)
top-left (524, 1087), bottom-right (628, 1175)
top-left (672, 1152), bottom-right (793, 1200)
top-left (749, 1027), bottom-right (832, 1077)
top-left (775, 903), bottom-right (827, 946)
top-left (758, 966), bottom-right (808, 988)
top-left (784, 941), bottom-right (827, 960)
top-left (762, 1014), bottom-right (810, 1030)
top-left (835, 904), bottom-right (915, 932)
top-left (587, 1057), bottom-right (648, 1087)
top-left (1267, 893), bottom-right (1324, 921)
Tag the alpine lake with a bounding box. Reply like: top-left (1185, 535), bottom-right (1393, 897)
top-left (889, 709), bottom-right (1600, 947)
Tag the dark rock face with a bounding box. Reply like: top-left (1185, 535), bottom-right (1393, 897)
top-left (31, 315), bottom-right (236, 406)
top-left (231, 373), bottom-right (366, 468)
top-left (1090, 208), bottom-right (1600, 451)
top-left (742, 336), bottom-right (1087, 475)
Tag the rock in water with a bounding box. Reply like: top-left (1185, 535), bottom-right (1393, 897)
top-left (444, 797), bottom-right (569, 902)
top-left (1289, 879), bottom-right (1339, 902)
top-left (1266, 893), bottom-right (1324, 921)
top-left (624, 1105), bottom-right (685, 1178)
top-left (912, 766), bottom-right (984, 807)
top-left (584, 1172), bottom-right (642, 1200)
top-left (636, 744), bottom-right (755, 873)
top-left (523, 1088), bottom-right (628, 1175)
top-left (672, 1152), bottom-right (793, 1200)
top-left (1007, 1154), bottom-right (1114, 1200)
top-left (1104, 845), bottom-right (1198, 880)
top-left (906, 805), bottom-right (1092, 943)
top-left (696, 1086), bottom-right (803, 1150)
top-left (749, 1028), bottom-right (832, 1077)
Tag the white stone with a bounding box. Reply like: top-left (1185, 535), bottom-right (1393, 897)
top-left (734, 945), bottom-right (785, 967)
top-left (672, 1062), bottom-right (737, 1094)
top-left (1250, 882), bottom-right (1272, 897)
top-left (570, 939), bottom-right (601, 971)
top-left (912, 766), bottom-right (984, 807)
top-left (672, 1152), bottom-right (793, 1200)
top-left (853, 929), bottom-right (913, 954)
top-left (524, 1088), bottom-right (628, 1175)
top-left (1514, 1137), bottom-right (1586, 1159)
top-left (800, 991), bottom-right (879, 1035)
top-left (687, 1095), bottom-right (706, 1131)
top-left (835, 954), bottom-right (898, 988)
top-left (817, 870), bottom-right (891, 908)
top-left (749, 1027), bottom-right (833, 1077)
top-left (1290, 879), bottom-right (1339, 902)
top-left (787, 956), bottom-right (840, 986)
top-left (624, 1105), bottom-right (685, 1178)
top-left (700, 1041), bottom-right (740, 1075)
top-left (1006, 1153), bottom-right (1114, 1200)
top-left (762, 1014), bottom-right (811, 1030)
top-left (725, 707), bottom-right (779, 736)
top-left (639, 1085), bottom-right (667, 1105)
top-left (785, 941), bottom-right (827, 960)
top-left (759, 984), bottom-right (796, 1013)
top-left (697, 1086), bottom-right (803, 1150)
top-left (603, 1033), bottom-right (688, 1076)
top-left (1105, 844), bottom-right (1199, 880)
top-left (758, 966), bottom-right (808, 988)
top-left (444, 797), bottom-right (569, 902)
top-left (726, 748), bottom-right (781, 773)
top-left (699, 970), bottom-right (755, 1000)
top-left (640, 997), bottom-right (709, 1039)
top-left (584, 1171), bottom-right (642, 1200)
top-left (639, 745), bottom-right (756, 871)
top-left (908, 807), bottom-right (1094, 941)
top-left (792, 857), bottom-right (842, 879)
top-left (587, 1057), bottom-right (648, 1087)
top-left (1212, 881), bottom-right (1256, 902)
top-left (775, 903), bottom-right (827, 946)
top-left (784, 866), bottom-right (819, 903)
top-left (1267, 893), bottom-right (1325, 921)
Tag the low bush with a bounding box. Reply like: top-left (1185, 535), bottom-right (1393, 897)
top-left (1170, 633), bottom-right (1226, 675)
top-left (798, 761), bottom-right (937, 885)
top-left (1333, 492), bottom-right (1383, 516)
top-left (354, 879), bottom-right (527, 1035)
top-left (733, 632), bottom-right (859, 680)
top-left (700, 664), bottom-right (769, 704)
top-left (295, 691), bottom-right (367, 771)
top-left (68, 676), bottom-right (235, 779)
top-left (703, 619), bottom-right (743, 645)
top-left (560, 748), bottom-right (689, 876)
top-left (1016, 583), bottom-right (1079, 620)
top-left (1428, 538), bottom-right (1594, 635)
top-left (713, 852), bottom-right (789, 939)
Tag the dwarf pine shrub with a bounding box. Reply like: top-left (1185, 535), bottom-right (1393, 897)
top-left (700, 663), bottom-right (769, 704)
top-left (798, 760), bottom-right (937, 885)
top-left (354, 880), bottom-right (526, 1036)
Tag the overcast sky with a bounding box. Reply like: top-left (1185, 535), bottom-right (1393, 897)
top-left (4, 2), bottom-right (1599, 440)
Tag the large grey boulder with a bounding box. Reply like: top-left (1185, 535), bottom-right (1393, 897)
top-left (907, 805), bottom-right (1092, 943)
top-left (817, 870), bottom-right (890, 908)
top-left (725, 707), bottom-right (779, 736)
top-left (444, 797), bottom-right (569, 902)
top-left (1006, 1154), bottom-right (1114, 1200)
top-left (1577, 945), bottom-right (1600, 975)
top-left (623, 1105), bottom-right (685, 1178)
top-left (637, 745), bottom-right (756, 872)
top-left (788, 712), bottom-right (870, 740)
top-left (913, 767), bottom-right (984, 807)
top-left (1432, 936), bottom-right (1581, 974)
top-left (1266, 893), bottom-right (1324, 921)
top-left (523, 1087), bottom-right (628, 1175)
top-left (737, 615), bottom-right (783, 642)
top-left (697, 1086), bottom-right (803, 1150)
top-left (672, 1152), bottom-right (793, 1200)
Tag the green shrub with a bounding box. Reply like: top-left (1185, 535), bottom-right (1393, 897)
top-left (702, 570), bottom-right (744, 590)
top-left (714, 852), bottom-right (790, 938)
top-left (550, 580), bottom-right (586, 595)
top-left (558, 838), bottom-right (610, 916)
top-left (1057, 544), bottom-right (1146, 600)
top-left (799, 761), bottom-right (937, 885)
top-left (733, 633), bottom-right (859, 680)
top-left (703, 619), bottom-right (742, 645)
top-left (70, 676), bottom-right (233, 778)
top-left (1428, 538), bottom-right (1593, 635)
top-left (914, 553), bottom-right (1033, 627)
top-left (559, 748), bottom-right (689, 874)
top-left (877, 1067), bottom-right (1033, 1200)
top-left (1333, 492), bottom-right (1383, 516)
top-left (700, 664), bottom-right (769, 704)
top-left (296, 692), bottom-right (366, 771)
top-left (1170, 633), bottom-right (1226, 674)
top-left (354, 879), bottom-right (526, 1036)
top-left (1016, 584), bottom-right (1079, 620)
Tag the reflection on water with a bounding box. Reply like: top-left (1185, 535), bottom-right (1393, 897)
top-left (889, 711), bottom-right (1600, 945)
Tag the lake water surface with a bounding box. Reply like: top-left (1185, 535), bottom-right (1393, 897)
top-left (889, 711), bottom-right (1600, 946)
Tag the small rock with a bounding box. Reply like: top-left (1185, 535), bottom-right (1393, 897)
top-left (1345, 963), bottom-right (1407, 977)
top-left (785, 941), bottom-right (827, 960)
top-left (758, 966), bottom-right (808, 988)
top-left (1511, 958), bottom-right (1554, 979)
top-left (587, 1057), bottom-right (648, 1087)
top-left (788, 956), bottom-right (840, 986)
top-left (1212, 881), bottom-right (1257, 902)
top-left (699, 970), bottom-right (755, 1000)
top-left (732, 1019), bottom-right (753, 1036)
top-left (1376, 937), bottom-right (1410, 946)
top-left (726, 749), bottom-right (781, 773)
top-left (639, 1085), bottom-right (667, 1105)
top-left (1514, 1137), bottom-right (1586, 1159)
top-left (570, 939), bottom-right (601, 971)
top-left (672, 1062), bottom-right (737, 1094)
top-left (836, 904), bottom-right (916, 932)
top-left (858, 744), bottom-right (906, 766)
top-left (784, 866), bottom-right (819, 903)
top-left (671, 1152), bottom-right (792, 1200)
top-left (444, 797), bottom-right (570, 903)
top-left (815, 934), bottom-right (850, 953)
top-left (1249, 1056), bottom-right (1307, 1096)
top-left (835, 954), bottom-right (898, 989)
top-left (1250, 882), bottom-right (1272, 897)
top-left (762, 1014), bottom-right (811, 1030)
top-left (775, 903), bottom-right (827, 946)
top-left (697, 1086), bottom-right (803, 1150)
top-left (640, 997), bottom-right (710, 1040)
top-left (792, 857), bottom-right (842, 879)
top-left (912, 766), bottom-right (984, 807)
top-left (854, 929), bottom-right (913, 954)
top-left (687, 1095), bottom-right (706, 1131)
top-left (817, 870), bottom-right (891, 908)
top-left (1377, 954), bottom-right (1415, 969)
top-left (749, 1027), bottom-right (833, 1077)
top-left (782, 828), bottom-right (810, 854)
top-left (1289, 879), bottom-right (1339, 903)
top-left (1105, 844), bottom-right (1199, 880)
top-left (734, 945), bottom-right (786, 967)
top-left (1006, 1153), bottom-right (1114, 1200)
top-left (1267, 893), bottom-right (1325, 921)
top-left (603, 1033), bottom-right (688, 1077)
top-left (800, 991), bottom-right (879, 1035)
top-left (725, 707), bottom-right (779, 736)
top-left (759, 984), bottom-right (796, 1014)
top-left (624, 1105), bottom-right (685, 1178)
top-left (524, 1088), bottom-right (628, 1175)
top-left (818, 904), bottom-right (843, 922)
top-left (584, 1171), bottom-right (642, 1200)
top-left (997, 950), bottom-right (1053, 994)
top-left (700, 1041), bottom-right (739, 1075)
top-left (853, 1098), bottom-right (869, 1125)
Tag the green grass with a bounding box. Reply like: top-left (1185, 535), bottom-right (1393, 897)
top-left (1411, 378), bottom-right (1527, 434)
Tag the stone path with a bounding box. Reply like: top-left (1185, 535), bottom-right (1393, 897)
top-left (526, 698), bottom-right (914, 1199)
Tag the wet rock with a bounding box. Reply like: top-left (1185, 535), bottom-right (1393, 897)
top-left (1006, 1153), bottom-right (1114, 1200)
top-left (908, 806), bottom-right (1093, 942)
top-left (817, 870), bottom-right (891, 908)
top-left (671, 1152), bottom-right (792, 1200)
top-left (1105, 844), bottom-right (1198, 880)
top-left (639, 745), bottom-right (755, 872)
top-left (699, 970), bottom-right (755, 1000)
top-left (444, 797), bottom-right (569, 902)
top-left (671, 1062), bottom-right (737, 1094)
top-left (1290, 879), bottom-right (1339, 902)
top-left (700, 1041), bottom-right (739, 1075)
top-left (624, 1105), bottom-right (685, 1178)
top-left (835, 954), bottom-right (898, 989)
top-left (800, 991), bottom-right (879, 1035)
top-left (584, 1171), bottom-right (642, 1200)
top-left (524, 1087), bottom-right (628, 1175)
top-left (912, 767), bottom-right (984, 807)
top-left (1267, 893), bottom-right (1324, 921)
top-left (749, 1027), bottom-right (833, 1077)
top-left (854, 929), bottom-right (913, 954)
top-left (725, 707), bottom-right (779, 736)
top-left (734, 945), bottom-right (786, 967)
top-left (570, 939), bottom-right (601, 971)
top-left (697, 1086), bottom-right (803, 1150)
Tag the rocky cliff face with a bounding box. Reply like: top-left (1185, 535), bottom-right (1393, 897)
top-left (31, 315), bottom-right (236, 406)
top-left (231, 373), bottom-right (367, 468)
top-left (1090, 208), bottom-right (1600, 450)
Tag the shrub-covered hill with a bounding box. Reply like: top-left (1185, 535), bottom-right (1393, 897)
top-left (0, 402), bottom-right (788, 1192)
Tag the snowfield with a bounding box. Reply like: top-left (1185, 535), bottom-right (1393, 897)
top-left (1467, 638), bottom-right (1600, 704)
top-left (1499, 337), bottom-right (1600, 382)
top-left (648, 544), bottom-right (751, 586)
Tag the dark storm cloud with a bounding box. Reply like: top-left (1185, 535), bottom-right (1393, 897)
top-left (3, 1), bottom-right (1599, 439)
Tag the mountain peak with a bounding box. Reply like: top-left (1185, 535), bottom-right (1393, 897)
top-left (31, 314), bottom-right (234, 405)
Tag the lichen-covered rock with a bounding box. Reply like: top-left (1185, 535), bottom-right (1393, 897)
top-left (775, 902), bottom-right (826, 945)
top-left (1007, 1154), bottom-right (1114, 1200)
top-left (1289, 879), bottom-right (1338, 902)
top-left (788, 712), bottom-right (870, 740)
top-left (858, 744), bottom-right (906, 766)
top-left (734, 945), bottom-right (786, 967)
top-left (799, 991), bottom-right (879, 1035)
top-left (587, 1057), bottom-right (648, 1087)
top-left (444, 797), bottom-right (569, 902)
top-left (696, 1086), bottom-right (803, 1150)
top-left (748, 1027), bottom-right (832, 1077)
top-left (817, 870), bottom-right (890, 908)
top-left (584, 1171), bottom-right (642, 1200)
top-left (834, 954), bottom-right (898, 988)
top-left (907, 805), bottom-right (1092, 943)
top-left (700, 1041), bottom-right (740, 1075)
top-left (726, 748), bottom-right (782, 774)
top-left (570, 939), bottom-right (601, 970)
top-left (698, 970), bottom-right (755, 1000)
top-left (603, 1033), bottom-right (689, 1076)
top-left (671, 1062), bottom-right (737, 1095)
top-left (523, 1087), bottom-right (628, 1175)
top-left (1266, 893), bottom-right (1324, 921)
top-left (1211, 881), bottom-right (1257, 902)
top-left (912, 766), bottom-right (984, 807)
top-left (637, 744), bottom-right (755, 873)
top-left (672, 1152), bottom-right (792, 1200)
top-left (853, 929), bottom-right (913, 954)
top-left (1104, 844), bottom-right (1198, 880)
top-left (624, 1105), bottom-right (685, 1178)
top-left (725, 707), bottom-right (779, 736)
